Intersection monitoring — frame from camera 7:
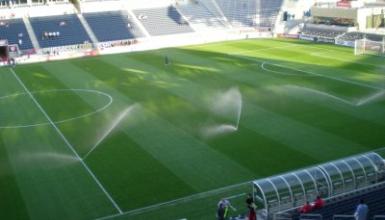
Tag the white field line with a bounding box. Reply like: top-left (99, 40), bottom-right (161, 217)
top-left (232, 48), bottom-right (383, 90)
top-left (228, 46), bottom-right (385, 104)
top-left (271, 62), bottom-right (383, 90)
top-left (0, 89), bottom-right (113, 129)
top-left (356, 90), bottom-right (385, 106)
top-left (262, 62), bottom-right (385, 104)
top-left (95, 181), bottom-right (251, 220)
top-left (309, 49), bottom-right (385, 67)
top-left (224, 192), bottom-right (246, 200)
top-left (245, 53), bottom-right (384, 90)
top-left (9, 68), bottom-right (123, 214)
top-left (281, 85), bottom-right (354, 106)
top-left (231, 43), bottom-right (385, 70)
top-left (261, 62), bottom-right (313, 77)
top-left (302, 45), bottom-right (385, 68)
top-left (262, 63), bottom-right (385, 106)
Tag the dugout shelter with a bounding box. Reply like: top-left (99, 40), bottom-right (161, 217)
top-left (252, 151), bottom-right (385, 216)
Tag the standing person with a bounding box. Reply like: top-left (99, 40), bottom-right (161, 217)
top-left (217, 203), bottom-right (225, 220)
top-left (248, 202), bottom-right (257, 220)
top-left (246, 194), bottom-right (257, 220)
top-left (354, 199), bottom-right (369, 220)
top-left (218, 199), bottom-right (235, 219)
top-left (246, 193), bottom-right (254, 207)
top-left (164, 55), bottom-right (170, 66)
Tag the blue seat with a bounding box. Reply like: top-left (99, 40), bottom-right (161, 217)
top-left (0, 18), bottom-right (33, 50)
top-left (83, 11), bottom-right (144, 42)
top-left (134, 6), bottom-right (194, 36)
top-left (214, 0), bottom-right (283, 28)
top-left (30, 14), bottom-right (91, 48)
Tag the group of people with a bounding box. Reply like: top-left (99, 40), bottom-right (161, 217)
top-left (216, 194), bottom-right (370, 220)
top-left (216, 193), bottom-right (257, 220)
top-left (299, 196), bottom-right (370, 220)
top-left (42, 31), bottom-right (61, 40)
top-left (41, 21), bottom-right (67, 40)
top-left (298, 196), bottom-right (325, 213)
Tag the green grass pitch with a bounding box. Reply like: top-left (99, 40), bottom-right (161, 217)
top-left (0, 38), bottom-right (385, 220)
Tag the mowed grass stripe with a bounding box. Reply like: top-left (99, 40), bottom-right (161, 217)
top-left (206, 39), bottom-right (385, 88)
top-left (0, 134), bottom-right (29, 220)
top-left (195, 54), bottom-right (385, 129)
top-left (16, 65), bottom-right (121, 156)
top-left (11, 67), bottom-right (121, 215)
top-left (21, 62), bottom-right (197, 210)
top-left (162, 47), bottom-right (377, 99)
top-left (108, 50), bottom-right (367, 159)
top-left (27, 61), bottom-right (254, 205)
top-left (94, 53), bottom-right (324, 175)
top-left (99, 55), bottom-right (321, 175)
top-left (162, 46), bottom-right (385, 148)
top-left (0, 126), bottom-right (116, 220)
top-left (0, 69), bottom-right (48, 128)
top-left (226, 42), bottom-right (385, 88)
top-left (86, 131), bottom-right (196, 210)
top-left (178, 43), bottom-right (382, 93)
top-left (0, 69), bottom-right (118, 220)
top-left (68, 59), bottom-right (256, 190)
top-left (0, 68), bottom-right (26, 96)
top-left (56, 55), bottom-right (317, 182)
top-left (3, 39), bottom-right (384, 220)
top-left (162, 48), bottom-right (384, 148)
top-left (100, 52), bottom-right (326, 163)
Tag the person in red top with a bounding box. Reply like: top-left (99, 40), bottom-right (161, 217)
top-left (299, 201), bottom-right (313, 213)
top-left (313, 196), bottom-right (325, 209)
top-left (248, 202), bottom-right (257, 220)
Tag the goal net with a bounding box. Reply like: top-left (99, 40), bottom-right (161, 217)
top-left (354, 38), bottom-right (385, 56)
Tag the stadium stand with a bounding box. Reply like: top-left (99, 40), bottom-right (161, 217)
top-left (301, 26), bottom-right (345, 39)
top-left (133, 6), bottom-right (194, 36)
top-left (213, 0), bottom-right (283, 28)
top-left (176, 1), bottom-right (226, 30)
top-left (83, 11), bottom-right (144, 42)
top-left (30, 14), bottom-right (91, 48)
top-left (258, 0), bottom-right (284, 28)
top-left (214, 0), bottom-right (257, 27)
top-left (0, 18), bottom-right (34, 50)
top-left (338, 32), bottom-right (385, 42)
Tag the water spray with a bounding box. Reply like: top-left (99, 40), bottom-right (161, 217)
top-left (201, 87), bottom-right (242, 139)
top-left (83, 104), bottom-right (139, 160)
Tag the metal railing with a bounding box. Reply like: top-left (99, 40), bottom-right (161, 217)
top-left (273, 212), bottom-right (292, 220)
top-left (332, 214), bottom-right (355, 220)
top-left (273, 181), bottom-right (385, 219)
top-left (300, 213), bottom-right (323, 220)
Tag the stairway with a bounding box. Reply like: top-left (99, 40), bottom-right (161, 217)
top-left (126, 9), bottom-right (151, 38)
top-left (22, 16), bottom-right (40, 51)
top-left (77, 13), bottom-right (99, 46)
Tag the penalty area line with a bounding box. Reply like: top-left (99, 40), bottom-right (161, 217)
top-left (231, 53), bottom-right (384, 91)
top-left (9, 68), bottom-right (123, 214)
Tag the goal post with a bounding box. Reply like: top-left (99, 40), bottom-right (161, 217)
top-left (354, 38), bottom-right (385, 56)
